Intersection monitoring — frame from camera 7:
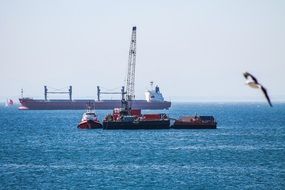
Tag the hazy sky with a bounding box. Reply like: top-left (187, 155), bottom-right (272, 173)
top-left (0, 0), bottom-right (284, 102)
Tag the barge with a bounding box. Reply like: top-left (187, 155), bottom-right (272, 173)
top-left (171, 115), bottom-right (217, 129)
top-left (103, 100), bottom-right (170, 130)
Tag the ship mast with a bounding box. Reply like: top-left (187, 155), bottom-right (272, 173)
top-left (126, 26), bottom-right (137, 105)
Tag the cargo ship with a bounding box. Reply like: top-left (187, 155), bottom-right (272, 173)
top-left (18, 84), bottom-right (171, 110)
top-left (102, 100), bottom-right (170, 130)
top-left (19, 27), bottom-right (171, 110)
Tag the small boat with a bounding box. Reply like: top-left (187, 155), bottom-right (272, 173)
top-left (5, 99), bottom-right (14, 107)
top-left (77, 106), bottom-right (102, 129)
top-left (171, 115), bottom-right (217, 129)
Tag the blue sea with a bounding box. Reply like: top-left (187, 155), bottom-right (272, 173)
top-left (0, 103), bottom-right (284, 189)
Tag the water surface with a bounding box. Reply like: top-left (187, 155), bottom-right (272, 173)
top-left (0, 103), bottom-right (284, 189)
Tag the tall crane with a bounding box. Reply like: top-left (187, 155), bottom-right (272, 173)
top-left (126, 26), bottom-right (137, 103)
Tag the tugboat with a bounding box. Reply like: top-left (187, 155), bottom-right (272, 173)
top-left (171, 115), bottom-right (217, 129)
top-left (103, 100), bottom-right (170, 130)
top-left (77, 104), bottom-right (102, 129)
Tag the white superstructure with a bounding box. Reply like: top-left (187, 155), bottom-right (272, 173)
top-left (81, 112), bottom-right (97, 122)
top-left (81, 105), bottom-right (98, 122)
top-left (145, 82), bottom-right (165, 102)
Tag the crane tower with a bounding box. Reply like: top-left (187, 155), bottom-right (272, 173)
top-left (126, 26), bottom-right (137, 102)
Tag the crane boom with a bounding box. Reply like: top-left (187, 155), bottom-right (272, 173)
top-left (126, 26), bottom-right (137, 102)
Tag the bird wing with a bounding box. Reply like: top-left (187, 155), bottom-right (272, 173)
top-left (243, 72), bottom-right (259, 84)
top-left (261, 86), bottom-right (273, 107)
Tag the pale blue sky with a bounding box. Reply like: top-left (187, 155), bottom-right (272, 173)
top-left (0, 0), bottom-right (284, 102)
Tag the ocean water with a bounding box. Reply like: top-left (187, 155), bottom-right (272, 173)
top-left (0, 103), bottom-right (284, 189)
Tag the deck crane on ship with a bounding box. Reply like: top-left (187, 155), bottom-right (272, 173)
top-left (103, 26), bottom-right (170, 129)
top-left (123, 26), bottom-right (137, 110)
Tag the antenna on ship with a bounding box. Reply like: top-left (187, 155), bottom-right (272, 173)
top-left (21, 88), bottom-right (23, 98)
top-left (125, 26), bottom-right (137, 110)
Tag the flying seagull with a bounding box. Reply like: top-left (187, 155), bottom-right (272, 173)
top-left (243, 72), bottom-right (272, 107)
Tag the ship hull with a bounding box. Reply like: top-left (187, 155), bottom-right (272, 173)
top-left (171, 116), bottom-right (217, 129)
top-left (103, 120), bottom-right (170, 130)
top-left (19, 98), bottom-right (171, 110)
top-left (171, 123), bottom-right (217, 129)
top-left (77, 120), bottom-right (102, 129)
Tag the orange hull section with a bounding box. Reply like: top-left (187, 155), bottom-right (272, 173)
top-left (77, 120), bottom-right (102, 129)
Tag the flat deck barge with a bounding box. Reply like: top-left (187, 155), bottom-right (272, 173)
top-left (171, 116), bottom-right (217, 129)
